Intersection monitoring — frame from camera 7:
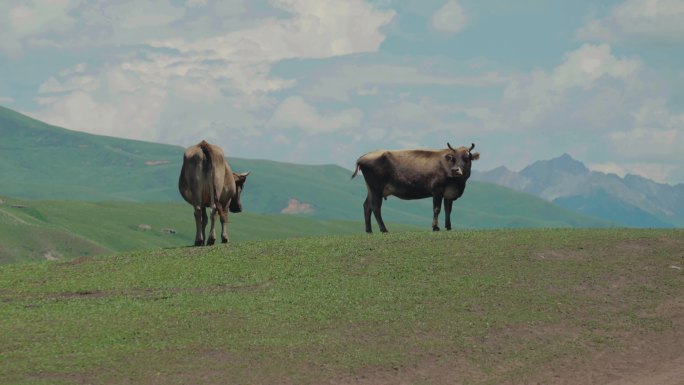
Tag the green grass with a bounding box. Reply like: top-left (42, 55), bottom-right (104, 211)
top-left (1, 229), bottom-right (682, 384)
top-left (0, 197), bottom-right (420, 263)
top-left (0, 191), bottom-right (613, 263)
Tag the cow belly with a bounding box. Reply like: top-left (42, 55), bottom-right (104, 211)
top-left (444, 185), bottom-right (463, 200)
top-left (384, 183), bottom-right (431, 200)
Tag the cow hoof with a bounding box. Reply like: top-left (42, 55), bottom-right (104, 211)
top-left (432, 226), bottom-right (440, 231)
top-left (207, 238), bottom-right (216, 246)
top-left (380, 229), bottom-right (389, 233)
top-left (446, 227), bottom-right (451, 231)
top-left (221, 238), bottom-right (228, 244)
top-left (194, 240), bottom-right (204, 247)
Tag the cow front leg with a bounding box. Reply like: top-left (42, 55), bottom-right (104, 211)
top-left (207, 207), bottom-right (218, 245)
top-left (444, 199), bottom-right (453, 231)
top-left (363, 196), bottom-right (373, 233)
top-left (432, 195), bottom-right (443, 231)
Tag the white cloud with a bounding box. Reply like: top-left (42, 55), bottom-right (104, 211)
top-left (59, 62), bottom-right (87, 77)
top-left (150, 0), bottom-right (395, 62)
top-left (576, 19), bottom-right (617, 43)
top-left (37, 74), bottom-right (98, 94)
top-left (106, 1), bottom-right (185, 30)
top-left (304, 63), bottom-right (508, 102)
top-left (552, 44), bottom-right (641, 89)
top-left (0, 0), bottom-right (251, 55)
top-left (0, 0), bottom-right (78, 57)
top-left (588, 162), bottom-right (628, 177)
top-left (611, 127), bottom-right (679, 155)
top-left (610, 99), bottom-right (684, 163)
top-left (505, 43), bottom-right (641, 97)
top-left (503, 43), bottom-right (642, 125)
top-left (30, 58), bottom-right (264, 147)
top-left (367, 127), bottom-right (386, 141)
top-left (432, 0), bottom-right (467, 34)
top-left (24, 0), bottom-right (394, 153)
top-left (588, 161), bottom-right (678, 183)
top-left (33, 87), bottom-right (167, 142)
top-left (578, 0), bottom-right (684, 43)
top-left (269, 95), bottom-right (363, 134)
top-left (185, 0), bottom-right (208, 8)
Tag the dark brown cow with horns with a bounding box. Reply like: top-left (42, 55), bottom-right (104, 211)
top-left (351, 143), bottom-right (480, 233)
top-left (178, 140), bottom-right (249, 246)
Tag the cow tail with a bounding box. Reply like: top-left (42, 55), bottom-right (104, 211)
top-left (351, 161), bottom-right (361, 179)
top-left (199, 140), bottom-right (212, 175)
top-left (199, 140), bottom-right (218, 211)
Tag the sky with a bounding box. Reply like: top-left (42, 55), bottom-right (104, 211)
top-left (1, 0), bottom-right (684, 184)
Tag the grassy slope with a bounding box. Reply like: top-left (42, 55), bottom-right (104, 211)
top-left (0, 188), bottom-right (612, 264)
top-left (0, 106), bottom-right (180, 201)
top-left (0, 197), bottom-right (418, 263)
top-left (0, 105), bottom-right (612, 230)
top-left (1, 229), bottom-right (682, 384)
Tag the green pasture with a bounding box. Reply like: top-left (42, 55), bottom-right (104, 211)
top-left (0, 198), bottom-right (420, 263)
top-left (1, 229), bottom-right (682, 384)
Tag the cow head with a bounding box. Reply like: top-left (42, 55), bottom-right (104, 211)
top-left (445, 142), bottom-right (480, 178)
top-left (229, 172), bottom-right (250, 213)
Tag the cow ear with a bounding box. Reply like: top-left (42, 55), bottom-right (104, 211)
top-left (233, 172), bottom-right (250, 183)
top-left (470, 152), bottom-right (480, 161)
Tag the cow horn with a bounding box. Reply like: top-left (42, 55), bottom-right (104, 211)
top-left (469, 143), bottom-right (475, 152)
top-left (447, 142), bottom-right (455, 151)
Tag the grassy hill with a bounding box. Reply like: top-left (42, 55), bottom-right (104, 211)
top-left (0, 106), bottom-right (181, 201)
top-left (0, 105), bottom-right (612, 232)
top-left (0, 197), bottom-right (420, 264)
top-left (0, 189), bottom-right (614, 263)
top-left (1, 229), bottom-right (682, 384)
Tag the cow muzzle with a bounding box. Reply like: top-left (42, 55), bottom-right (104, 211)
top-left (229, 204), bottom-right (242, 213)
top-left (451, 167), bottom-right (463, 177)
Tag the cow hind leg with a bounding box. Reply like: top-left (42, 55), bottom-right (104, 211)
top-left (207, 207), bottom-right (218, 245)
top-left (193, 206), bottom-right (205, 246)
top-left (201, 207), bottom-right (209, 246)
top-left (220, 205), bottom-right (229, 243)
top-left (363, 196), bottom-right (373, 233)
top-left (370, 194), bottom-right (388, 233)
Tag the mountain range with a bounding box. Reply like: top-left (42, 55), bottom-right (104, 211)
top-left (472, 153), bottom-right (684, 227)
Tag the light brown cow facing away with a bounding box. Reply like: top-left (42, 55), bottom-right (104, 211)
top-left (179, 140), bottom-right (249, 246)
top-left (352, 143), bottom-right (480, 233)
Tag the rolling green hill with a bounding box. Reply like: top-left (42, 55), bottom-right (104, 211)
top-left (0, 106), bottom-right (182, 201)
top-left (0, 105), bottom-right (612, 232)
top-left (0, 197), bottom-right (421, 263)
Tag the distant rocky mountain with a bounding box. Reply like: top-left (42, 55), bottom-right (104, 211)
top-left (473, 154), bottom-right (684, 228)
